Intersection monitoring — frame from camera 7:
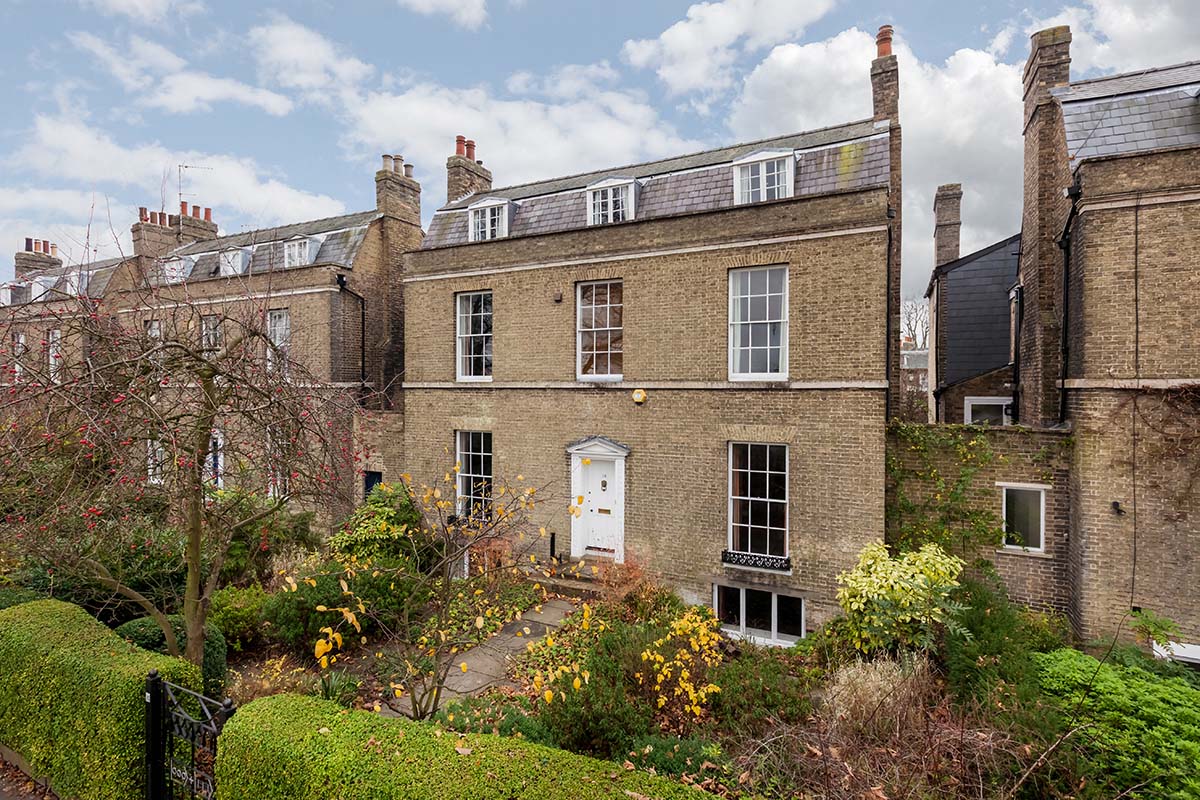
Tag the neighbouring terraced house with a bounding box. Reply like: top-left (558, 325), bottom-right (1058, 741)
top-left (922, 26), bottom-right (1200, 659)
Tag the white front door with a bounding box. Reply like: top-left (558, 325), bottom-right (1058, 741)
top-left (581, 458), bottom-right (620, 555)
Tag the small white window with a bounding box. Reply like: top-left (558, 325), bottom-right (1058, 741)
top-left (733, 152), bottom-right (794, 205)
top-left (588, 182), bottom-right (634, 226)
top-left (999, 483), bottom-right (1046, 551)
top-left (456, 291), bottom-right (493, 381)
top-left (162, 258), bottom-right (190, 284)
top-left (147, 439), bottom-right (166, 485)
top-left (965, 396), bottom-right (1012, 426)
top-left (218, 250), bottom-right (245, 277)
top-left (47, 329), bottom-right (63, 383)
top-left (469, 203), bottom-right (508, 242)
top-left (714, 585), bottom-right (805, 646)
top-left (284, 239), bottom-right (310, 268)
top-left (729, 266), bottom-right (788, 380)
top-left (577, 280), bottom-right (623, 380)
top-left (200, 315), bottom-right (222, 354)
top-left (728, 442), bottom-right (789, 563)
top-left (455, 430), bottom-right (493, 521)
top-left (267, 309), bottom-right (290, 372)
top-left (11, 332), bottom-right (26, 380)
top-left (207, 430), bottom-right (224, 487)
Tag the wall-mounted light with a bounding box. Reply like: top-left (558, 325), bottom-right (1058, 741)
top-left (1112, 501), bottom-right (1127, 515)
top-left (553, 291), bottom-right (563, 303)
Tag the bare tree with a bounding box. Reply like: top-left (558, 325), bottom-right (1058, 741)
top-left (901, 297), bottom-right (929, 350)
top-left (0, 252), bottom-right (364, 668)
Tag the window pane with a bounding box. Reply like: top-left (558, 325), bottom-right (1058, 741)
top-left (1005, 488), bottom-right (1042, 548)
top-left (717, 586), bottom-right (741, 629)
top-left (970, 403), bottom-right (1006, 425)
top-left (777, 594), bottom-right (804, 642)
top-left (745, 589), bottom-right (771, 637)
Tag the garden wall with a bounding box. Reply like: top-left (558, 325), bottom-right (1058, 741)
top-left (886, 423), bottom-right (1074, 619)
top-left (0, 600), bottom-right (199, 800)
top-left (216, 694), bottom-right (702, 800)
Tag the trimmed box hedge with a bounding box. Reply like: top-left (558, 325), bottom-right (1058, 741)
top-left (1036, 647), bottom-right (1200, 800)
top-left (0, 599), bottom-right (200, 800)
top-left (216, 694), bottom-right (707, 800)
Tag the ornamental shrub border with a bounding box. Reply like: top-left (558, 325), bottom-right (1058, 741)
top-left (115, 614), bottom-right (228, 696)
top-left (0, 599), bottom-right (200, 800)
top-left (216, 693), bottom-right (706, 800)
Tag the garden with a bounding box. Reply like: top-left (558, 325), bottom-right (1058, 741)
top-left (3, 473), bottom-right (1200, 799)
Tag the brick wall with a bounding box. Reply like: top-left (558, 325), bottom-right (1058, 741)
top-left (887, 424), bottom-right (1074, 617)
top-left (937, 366), bottom-right (1013, 424)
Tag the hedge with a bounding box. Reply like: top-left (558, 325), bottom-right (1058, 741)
top-left (0, 586), bottom-right (42, 610)
top-left (0, 600), bottom-right (200, 800)
top-left (216, 694), bottom-right (708, 800)
top-left (115, 614), bottom-right (227, 696)
top-left (1036, 647), bottom-right (1200, 800)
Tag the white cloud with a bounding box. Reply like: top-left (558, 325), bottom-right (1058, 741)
top-left (70, 31), bottom-right (293, 116)
top-left (79, 0), bottom-right (203, 23)
top-left (1025, 0), bottom-right (1199, 74)
top-left (10, 114), bottom-right (345, 241)
top-left (623, 0), bottom-right (835, 95)
top-left (395, 0), bottom-right (488, 30)
top-left (506, 62), bottom-right (621, 100)
top-left (731, 28), bottom-right (1025, 297)
top-left (0, 188), bottom-right (133, 273)
top-left (248, 17), bottom-right (374, 96)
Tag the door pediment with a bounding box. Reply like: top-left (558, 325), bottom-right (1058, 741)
top-left (566, 436), bottom-right (630, 459)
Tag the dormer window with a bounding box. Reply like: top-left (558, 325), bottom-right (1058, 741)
top-left (733, 150), bottom-right (795, 205)
top-left (163, 258), bottom-right (191, 284)
top-left (587, 178), bottom-right (637, 226)
top-left (468, 198), bottom-right (510, 242)
top-left (218, 249), bottom-right (247, 277)
top-left (284, 239), bottom-right (310, 268)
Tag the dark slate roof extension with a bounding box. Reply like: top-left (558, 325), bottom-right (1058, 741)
top-left (424, 119), bottom-right (890, 249)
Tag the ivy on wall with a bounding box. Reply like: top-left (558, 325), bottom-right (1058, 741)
top-left (886, 421), bottom-right (1005, 562)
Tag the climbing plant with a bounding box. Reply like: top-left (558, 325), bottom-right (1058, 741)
top-left (886, 421), bottom-right (1005, 561)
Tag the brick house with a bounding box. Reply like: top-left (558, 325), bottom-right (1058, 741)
top-left (923, 27), bottom-right (1200, 657)
top-left (391, 27), bottom-right (903, 638)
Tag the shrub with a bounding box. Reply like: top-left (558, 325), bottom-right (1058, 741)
top-left (836, 540), bottom-right (965, 655)
top-left (541, 622), bottom-right (658, 757)
top-left (311, 669), bottom-right (362, 708)
top-left (0, 600), bottom-right (199, 800)
top-left (436, 694), bottom-right (556, 746)
top-left (115, 615), bottom-right (227, 697)
top-left (635, 607), bottom-right (723, 726)
top-left (216, 693), bottom-right (701, 800)
top-left (707, 645), bottom-right (816, 734)
top-left (820, 655), bottom-right (938, 743)
top-left (261, 558), bottom-right (427, 651)
top-left (1036, 647), bottom-right (1200, 799)
top-left (1106, 643), bottom-right (1200, 691)
top-left (329, 483), bottom-right (439, 569)
top-left (0, 585), bottom-right (41, 610)
top-left (218, 493), bottom-right (318, 586)
top-left (625, 734), bottom-right (730, 782)
top-left (209, 583), bottom-right (268, 653)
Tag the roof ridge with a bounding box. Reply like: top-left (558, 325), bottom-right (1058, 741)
top-left (925, 232), bottom-right (1021, 297)
top-left (476, 118), bottom-right (877, 197)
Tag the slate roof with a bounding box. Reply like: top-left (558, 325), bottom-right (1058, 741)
top-left (5, 255), bottom-right (127, 303)
top-left (928, 233), bottom-right (1021, 389)
top-left (1053, 60), bottom-right (1200, 163)
top-left (172, 210), bottom-right (379, 256)
top-left (424, 119), bottom-right (890, 249)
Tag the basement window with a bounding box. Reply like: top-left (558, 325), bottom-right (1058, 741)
top-left (733, 150), bottom-right (795, 205)
top-left (714, 584), bottom-right (805, 646)
top-left (999, 483), bottom-right (1046, 552)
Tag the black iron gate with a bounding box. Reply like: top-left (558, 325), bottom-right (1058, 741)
top-left (145, 669), bottom-right (234, 800)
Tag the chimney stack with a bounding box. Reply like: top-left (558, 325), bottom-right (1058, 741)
top-left (446, 134), bottom-right (493, 203)
top-left (871, 24), bottom-right (899, 123)
top-left (133, 200), bottom-right (217, 258)
top-left (14, 236), bottom-right (63, 279)
top-left (376, 151), bottom-right (422, 225)
top-left (933, 184), bottom-right (962, 266)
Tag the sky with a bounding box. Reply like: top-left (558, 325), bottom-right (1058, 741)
top-left (0, 0), bottom-right (1196, 297)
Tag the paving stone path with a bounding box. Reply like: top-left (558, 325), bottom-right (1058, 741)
top-left (382, 597), bottom-right (576, 717)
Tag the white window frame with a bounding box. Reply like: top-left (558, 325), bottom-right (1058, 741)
top-left (147, 438), bottom-right (166, 486)
top-left (576, 279), bottom-right (623, 382)
top-left (455, 430), bottom-right (493, 522)
top-left (283, 239), bottom-right (310, 268)
top-left (468, 199), bottom-right (509, 243)
top-left (997, 482), bottom-right (1047, 553)
top-left (266, 308), bottom-right (291, 373)
top-left (713, 584), bottom-right (806, 647)
top-left (732, 150), bottom-right (795, 206)
top-left (200, 315), bottom-right (222, 354)
top-left (218, 249), bottom-right (247, 277)
top-left (728, 265), bottom-right (789, 381)
top-left (965, 396), bottom-right (1013, 426)
top-left (207, 430), bottom-right (224, 488)
top-left (727, 442), bottom-right (790, 563)
top-left (586, 178), bottom-right (636, 226)
top-left (11, 332), bottom-right (26, 380)
top-left (47, 328), bottom-right (63, 383)
top-left (455, 291), bottom-right (493, 382)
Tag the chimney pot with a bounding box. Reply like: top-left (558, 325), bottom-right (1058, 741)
top-left (33, 240), bottom-right (42, 253)
top-left (139, 206), bottom-right (149, 222)
top-left (404, 163), bottom-right (414, 178)
top-left (382, 154), bottom-right (394, 172)
top-left (50, 243), bottom-right (58, 257)
top-left (465, 139), bottom-right (476, 161)
top-left (24, 237), bottom-right (32, 252)
top-left (204, 207), bottom-right (212, 222)
top-left (180, 201), bottom-right (189, 217)
top-left (392, 154), bottom-right (403, 172)
top-left (455, 135), bottom-right (466, 156)
top-left (149, 212), bottom-right (157, 225)
top-left (191, 204), bottom-right (200, 218)
top-left (876, 24), bottom-right (894, 58)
